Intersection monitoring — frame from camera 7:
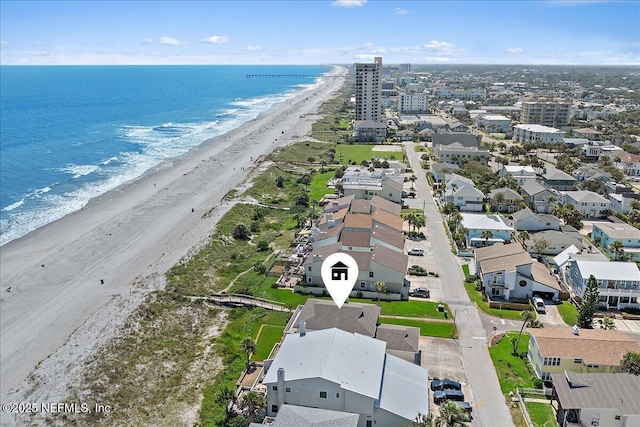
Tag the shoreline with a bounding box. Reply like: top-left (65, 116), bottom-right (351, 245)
top-left (0, 65), bottom-right (347, 421)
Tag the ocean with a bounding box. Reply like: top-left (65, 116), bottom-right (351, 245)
top-left (0, 65), bottom-right (327, 245)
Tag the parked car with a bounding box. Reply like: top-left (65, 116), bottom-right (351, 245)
top-left (433, 389), bottom-right (465, 404)
top-left (430, 378), bottom-right (462, 391)
top-left (532, 297), bottom-right (546, 314)
top-left (453, 401), bottom-right (472, 413)
top-left (410, 288), bottom-right (430, 298)
top-left (408, 248), bottom-right (424, 256)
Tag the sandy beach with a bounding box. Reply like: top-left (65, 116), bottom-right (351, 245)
top-left (0, 66), bottom-right (347, 424)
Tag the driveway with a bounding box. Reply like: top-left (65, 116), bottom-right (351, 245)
top-left (405, 142), bottom-right (515, 427)
top-left (538, 304), bottom-right (566, 327)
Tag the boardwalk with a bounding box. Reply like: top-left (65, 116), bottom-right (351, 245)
top-left (198, 293), bottom-right (292, 312)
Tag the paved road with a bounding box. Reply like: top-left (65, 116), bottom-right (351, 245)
top-left (406, 142), bottom-right (515, 427)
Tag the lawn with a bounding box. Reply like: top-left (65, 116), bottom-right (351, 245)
top-left (336, 144), bottom-right (403, 165)
top-left (230, 271), bottom-right (309, 308)
top-left (489, 332), bottom-right (536, 394)
top-left (462, 264), bottom-right (470, 277)
top-left (525, 401), bottom-right (556, 427)
top-left (557, 301), bottom-right (578, 326)
top-left (377, 300), bottom-right (450, 319)
top-left (252, 324), bottom-right (285, 361)
top-left (378, 317), bottom-right (457, 338)
top-left (309, 170), bottom-right (336, 201)
top-left (464, 281), bottom-right (530, 321)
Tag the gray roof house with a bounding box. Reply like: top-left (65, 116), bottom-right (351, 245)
top-left (551, 371), bottom-right (640, 427)
top-left (431, 133), bottom-right (481, 148)
top-left (263, 328), bottom-right (429, 426)
top-left (520, 181), bottom-right (558, 213)
top-left (488, 187), bottom-right (523, 213)
top-left (430, 162), bottom-right (459, 182)
top-left (542, 168), bottom-right (576, 191)
top-left (445, 185), bottom-right (485, 212)
top-left (257, 404), bottom-right (359, 427)
top-left (562, 191), bottom-right (611, 219)
top-left (523, 225), bottom-right (585, 256)
top-left (510, 208), bottom-right (561, 232)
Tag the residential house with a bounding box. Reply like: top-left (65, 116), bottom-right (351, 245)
top-left (435, 142), bottom-right (490, 166)
top-left (510, 208), bottom-right (561, 232)
top-left (444, 184), bottom-right (485, 212)
top-left (443, 173), bottom-right (475, 191)
top-left (263, 328), bottom-right (430, 426)
top-left (488, 187), bottom-right (523, 213)
top-left (527, 327), bottom-right (640, 382)
top-left (562, 191), bottom-right (611, 218)
top-left (259, 404), bottom-right (359, 427)
top-left (461, 213), bottom-right (514, 248)
top-left (353, 120), bottom-right (387, 143)
top-left (287, 299), bottom-right (421, 365)
top-left (513, 124), bottom-right (566, 144)
top-left (430, 162), bottom-right (459, 182)
top-left (607, 151), bottom-right (640, 177)
top-left (523, 225), bottom-right (585, 256)
top-left (475, 114), bottom-right (511, 134)
top-left (573, 165), bottom-right (613, 184)
top-left (572, 127), bottom-right (603, 141)
top-left (551, 371), bottom-right (640, 427)
top-left (431, 133), bottom-right (482, 148)
top-left (520, 181), bottom-right (559, 213)
top-left (341, 167), bottom-right (404, 203)
top-left (542, 169), bottom-right (577, 191)
top-left (448, 121), bottom-right (470, 133)
top-left (592, 222), bottom-right (640, 262)
top-left (499, 165), bottom-right (537, 185)
top-left (474, 242), bottom-right (562, 301)
top-left (565, 257), bottom-right (640, 310)
top-left (552, 245), bottom-right (581, 271)
top-left (395, 129), bottom-right (414, 142)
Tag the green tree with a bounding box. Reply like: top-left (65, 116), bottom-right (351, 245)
top-left (410, 174), bottom-right (418, 190)
top-left (375, 281), bottom-right (389, 306)
top-left (409, 413), bottom-right (434, 427)
top-left (413, 214), bottom-right (426, 233)
top-left (295, 187), bottom-right (309, 207)
top-left (480, 229), bottom-right (493, 247)
top-left (240, 337), bottom-right (257, 368)
top-left (577, 275), bottom-right (600, 329)
top-left (238, 391), bottom-right (265, 422)
top-left (435, 401), bottom-right (471, 426)
top-left (275, 175), bottom-right (284, 188)
top-left (599, 316), bottom-right (616, 330)
top-left (532, 237), bottom-right (549, 260)
top-left (214, 384), bottom-right (237, 419)
top-left (620, 351), bottom-right (640, 375)
top-left (233, 224), bottom-right (250, 240)
top-left (553, 204), bottom-right (584, 230)
top-left (257, 240), bottom-right (270, 252)
top-left (493, 191), bottom-right (506, 211)
top-left (609, 240), bottom-right (625, 261)
top-left (514, 310), bottom-right (536, 356)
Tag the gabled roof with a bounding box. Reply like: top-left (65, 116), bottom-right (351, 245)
top-left (431, 162), bottom-right (460, 174)
top-left (377, 353), bottom-right (429, 421)
top-left (371, 195), bottom-right (402, 216)
top-left (270, 404), bottom-right (359, 427)
top-left (349, 199), bottom-right (372, 214)
top-left (375, 323), bottom-right (420, 353)
top-left (340, 230), bottom-right (372, 248)
top-left (344, 213), bottom-right (373, 230)
top-left (550, 372), bottom-right (640, 414)
top-left (474, 242), bottom-right (526, 263)
top-left (294, 299), bottom-right (380, 337)
top-left (530, 262), bottom-right (561, 291)
top-left (371, 223), bottom-right (405, 250)
top-left (510, 207), bottom-right (536, 221)
top-left (563, 191), bottom-right (609, 204)
top-left (431, 133), bottom-right (481, 148)
top-left (593, 221), bottom-right (640, 240)
top-left (552, 245), bottom-right (581, 268)
top-left (530, 327), bottom-right (640, 366)
top-left (304, 242), bottom-right (343, 265)
top-left (543, 169), bottom-right (576, 182)
top-left (263, 328), bottom-right (386, 399)
top-left (372, 209), bottom-right (404, 231)
top-left (451, 185), bottom-right (484, 199)
top-left (527, 229), bottom-right (584, 251)
top-left (488, 187), bottom-right (521, 200)
top-left (520, 180), bottom-right (549, 197)
top-left (573, 260), bottom-right (640, 281)
top-left (313, 223), bottom-right (344, 242)
top-left (480, 252), bottom-right (533, 274)
top-left (371, 244), bottom-right (408, 273)
top-left (444, 173), bottom-right (475, 188)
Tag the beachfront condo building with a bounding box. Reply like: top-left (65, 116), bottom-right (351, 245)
top-left (355, 57), bottom-right (382, 122)
top-left (521, 97), bottom-right (571, 127)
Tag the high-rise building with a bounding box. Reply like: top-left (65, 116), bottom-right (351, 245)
top-left (355, 57), bottom-right (382, 122)
top-left (521, 97), bottom-right (571, 127)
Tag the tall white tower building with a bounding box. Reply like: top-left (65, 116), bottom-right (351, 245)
top-left (355, 57), bottom-right (382, 122)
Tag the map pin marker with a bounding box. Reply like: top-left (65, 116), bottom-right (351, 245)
top-left (320, 252), bottom-right (359, 309)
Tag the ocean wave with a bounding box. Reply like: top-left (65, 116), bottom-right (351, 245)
top-left (61, 164), bottom-right (100, 179)
top-left (101, 156), bottom-right (118, 165)
top-left (2, 199), bottom-right (24, 212)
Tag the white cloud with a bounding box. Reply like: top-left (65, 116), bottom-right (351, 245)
top-left (202, 35), bottom-right (230, 44)
top-left (143, 38), bottom-right (153, 44)
top-left (244, 45), bottom-right (262, 52)
top-left (1, 40), bottom-right (8, 46)
top-left (424, 56), bottom-right (451, 62)
top-left (160, 37), bottom-right (188, 46)
top-left (506, 47), bottom-right (524, 54)
top-left (354, 54), bottom-right (378, 60)
top-left (332, 0), bottom-right (367, 7)
top-left (394, 7), bottom-right (409, 14)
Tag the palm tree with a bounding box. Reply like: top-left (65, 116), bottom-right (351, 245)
top-left (435, 401), bottom-right (471, 426)
top-left (240, 337), bottom-right (257, 369)
top-left (405, 213), bottom-right (416, 233)
top-left (375, 281), bottom-right (389, 306)
top-left (514, 311), bottom-right (536, 356)
top-left (493, 191), bottom-right (505, 212)
top-left (215, 384), bottom-right (237, 419)
top-left (630, 199), bottom-right (640, 211)
top-left (599, 316), bottom-right (616, 330)
top-left (413, 214), bottom-right (426, 233)
top-left (480, 229), bottom-right (493, 247)
top-left (518, 231), bottom-right (530, 244)
top-left (609, 240), bottom-right (625, 261)
top-left (545, 195), bottom-right (557, 213)
top-left (238, 391), bottom-right (266, 421)
top-left (410, 174), bottom-right (417, 190)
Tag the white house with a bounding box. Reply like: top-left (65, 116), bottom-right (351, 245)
top-left (520, 181), bottom-right (559, 214)
top-left (513, 124), bottom-right (566, 144)
top-left (499, 165), bottom-right (537, 185)
top-left (263, 328), bottom-right (430, 426)
top-left (353, 120), bottom-right (387, 143)
top-left (398, 92), bottom-right (429, 113)
top-left (562, 191), bottom-right (611, 218)
top-left (341, 167), bottom-right (404, 203)
top-left (444, 185), bottom-right (485, 212)
top-left (476, 114), bottom-right (511, 134)
top-left (461, 213), bottom-right (514, 248)
top-left (510, 208), bottom-right (561, 232)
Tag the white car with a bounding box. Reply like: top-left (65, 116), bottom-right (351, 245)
top-left (408, 248), bottom-right (424, 256)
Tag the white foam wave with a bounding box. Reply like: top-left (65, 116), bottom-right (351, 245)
top-left (101, 156), bottom-right (118, 165)
top-left (2, 199), bottom-right (24, 212)
top-left (61, 164), bottom-right (100, 179)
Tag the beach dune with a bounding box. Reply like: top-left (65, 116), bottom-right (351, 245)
top-left (0, 66), bottom-right (347, 422)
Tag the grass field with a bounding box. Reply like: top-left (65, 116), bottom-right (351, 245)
top-left (464, 281), bottom-right (530, 320)
top-left (557, 301), bottom-right (578, 326)
top-left (525, 401), bottom-right (556, 427)
top-left (489, 332), bottom-right (535, 394)
top-left (462, 264), bottom-right (470, 277)
top-left (378, 317), bottom-right (457, 338)
top-left (252, 324), bottom-right (285, 361)
top-left (336, 144), bottom-right (404, 165)
top-left (309, 170), bottom-right (336, 201)
top-left (377, 300), bottom-right (450, 319)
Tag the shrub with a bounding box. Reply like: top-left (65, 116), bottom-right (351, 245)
top-left (250, 222), bottom-right (260, 233)
top-left (253, 262), bottom-right (266, 274)
top-left (257, 240), bottom-right (270, 251)
top-left (233, 224), bottom-right (250, 240)
top-left (356, 291), bottom-right (363, 298)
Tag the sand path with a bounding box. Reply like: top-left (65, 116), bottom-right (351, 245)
top-left (0, 66), bottom-right (347, 420)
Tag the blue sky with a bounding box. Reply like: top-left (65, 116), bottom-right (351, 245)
top-left (1, 0), bottom-right (638, 65)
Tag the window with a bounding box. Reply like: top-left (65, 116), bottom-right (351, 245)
top-left (519, 280), bottom-right (527, 287)
top-left (369, 272), bottom-right (374, 278)
top-left (320, 391), bottom-right (327, 399)
top-left (615, 416), bottom-right (621, 420)
top-left (574, 359), bottom-right (583, 364)
top-left (285, 387), bottom-right (291, 392)
top-left (307, 277), bottom-right (312, 283)
top-left (366, 421), bottom-right (373, 427)
top-left (308, 266), bottom-right (311, 272)
top-left (336, 393), bottom-right (340, 398)
top-left (272, 386), bottom-right (277, 391)
top-left (271, 405), bottom-right (278, 413)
